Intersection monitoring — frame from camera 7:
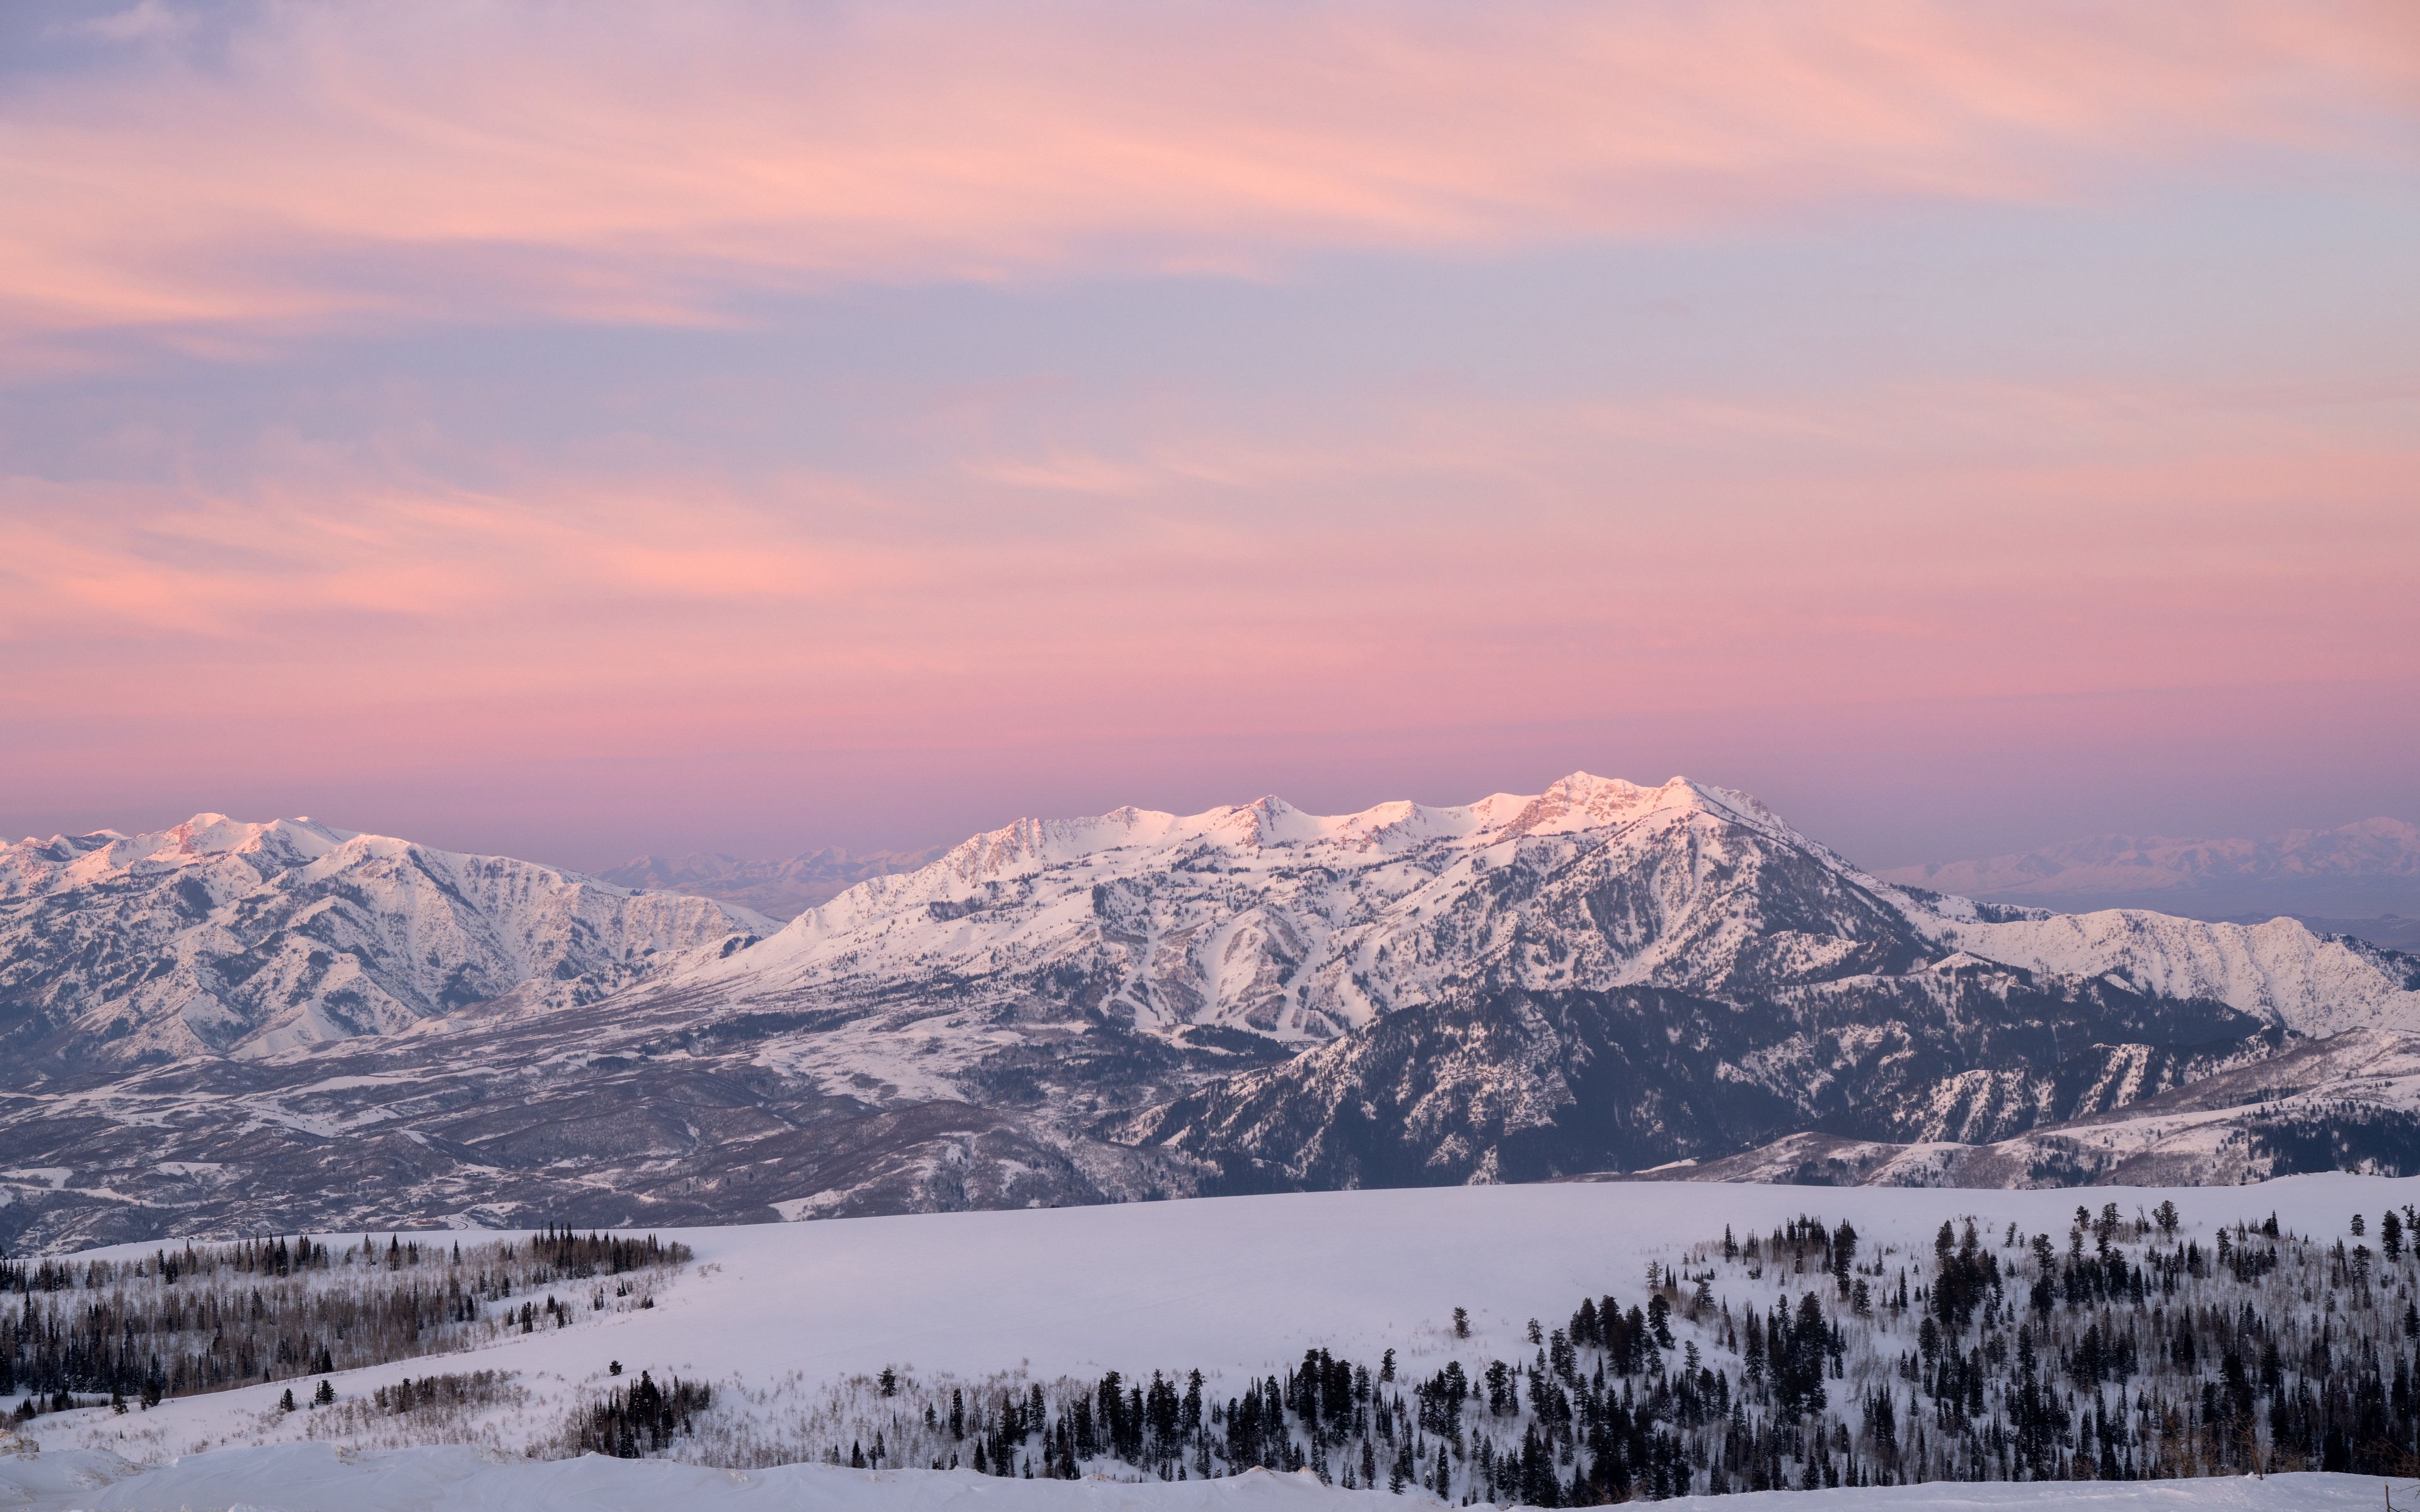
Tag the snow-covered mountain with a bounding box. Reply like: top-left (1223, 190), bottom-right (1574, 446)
top-left (1092, 777), bottom-right (2420, 1189)
top-left (6, 776), bottom-right (2420, 1251)
top-left (684, 772), bottom-right (2420, 1046)
top-left (0, 814), bottom-right (769, 1067)
top-left (599, 845), bottom-right (949, 920)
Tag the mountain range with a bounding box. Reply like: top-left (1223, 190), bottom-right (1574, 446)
top-left (1877, 817), bottom-right (2420, 944)
top-left (0, 814), bottom-right (768, 1066)
top-left (5, 775), bottom-right (2420, 1252)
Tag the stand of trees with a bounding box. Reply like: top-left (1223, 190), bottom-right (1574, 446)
top-left (1, 1227), bottom-right (689, 1414)
top-left (780, 1203), bottom-right (2420, 1503)
top-left (573, 1370), bottom-right (714, 1457)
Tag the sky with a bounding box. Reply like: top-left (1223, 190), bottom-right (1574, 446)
top-left (1, 0), bottom-right (2416, 874)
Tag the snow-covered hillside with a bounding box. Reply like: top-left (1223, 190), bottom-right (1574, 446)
top-left (1652, 1025), bottom-right (2420, 1189)
top-left (10, 1176), bottom-right (2420, 1509)
top-left (1937, 908), bottom-right (2420, 1038)
top-left (0, 814), bottom-right (769, 1065)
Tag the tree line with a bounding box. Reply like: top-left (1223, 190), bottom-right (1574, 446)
top-left (3, 1226), bottom-right (689, 1416)
top-left (769, 1201), bottom-right (2420, 1503)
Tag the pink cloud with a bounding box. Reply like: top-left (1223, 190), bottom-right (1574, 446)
top-left (0, 0), bottom-right (2410, 353)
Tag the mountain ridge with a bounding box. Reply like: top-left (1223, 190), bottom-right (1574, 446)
top-left (0, 813), bottom-right (769, 1068)
top-left (1878, 816), bottom-right (2420, 926)
top-left (6, 775), bottom-right (2420, 1251)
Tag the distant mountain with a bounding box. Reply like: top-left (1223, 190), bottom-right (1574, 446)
top-left (1877, 817), bottom-right (2420, 927)
top-left (0, 814), bottom-right (769, 1067)
top-left (6, 777), bottom-right (2420, 1251)
top-left (598, 845), bottom-right (948, 919)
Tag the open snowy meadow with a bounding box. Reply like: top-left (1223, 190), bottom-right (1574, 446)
top-left (9, 1175), bottom-right (2420, 1508)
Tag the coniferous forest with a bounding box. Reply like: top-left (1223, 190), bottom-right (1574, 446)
top-left (710, 1203), bottom-right (2420, 1503)
top-left (1, 1228), bottom-right (689, 1416)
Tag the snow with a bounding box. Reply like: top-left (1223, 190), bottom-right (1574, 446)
top-left (0, 1442), bottom-right (2395, 1512)
top-left (16, 1174), bottom-right (2420, 1506)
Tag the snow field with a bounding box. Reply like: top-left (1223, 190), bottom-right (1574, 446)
top-left (16, 1174), bottom-right (2419, 1472)
top-left (0, 1442), bottom-right (2401, 1511)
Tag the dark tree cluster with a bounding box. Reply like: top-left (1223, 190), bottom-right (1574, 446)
top-left (369, 1370), bottom-right (513, 1417)
top-left (525, 1226), bottom-right (692, 1280)
top-left (573, 1370), bottom-right (713, 1458)
top-left (1, 1229), bottom-right (688, 1416)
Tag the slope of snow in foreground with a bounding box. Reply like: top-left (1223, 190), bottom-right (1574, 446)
top-left (33, 1176), bottom-right (2416, 1445)
top-left (0, 1442), bottom-right (2398, 1512)
top-left (14, 1176), bottom-right (2420, 1505)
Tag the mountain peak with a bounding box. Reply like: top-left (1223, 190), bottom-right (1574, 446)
top-left (1486, 770), bottom-right (1741, 838)
top-left (0, 810), bottom-right (768, 1066)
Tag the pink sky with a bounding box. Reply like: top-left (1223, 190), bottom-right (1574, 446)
top-left (2, 0), bottom-right (2415, 871)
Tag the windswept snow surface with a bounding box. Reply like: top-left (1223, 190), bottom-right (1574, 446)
top-left (0, 1444), bottom-right (2392, 1512)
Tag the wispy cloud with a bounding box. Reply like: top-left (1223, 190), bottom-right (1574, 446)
top-left (2, 0), bottom-right (2410, 360)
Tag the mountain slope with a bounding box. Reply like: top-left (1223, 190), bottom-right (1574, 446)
top-left (1097, 780), bottom-right (2420, 1193)
top-left (1112, 966), bottom-right (2277, 1190)
top-left (1635, 1025), bottom-right (2420, 1189)
top-left (1936, 907), bottom-right (2420, 1036)
top-left (0, 815), bottom-right (769, 1068)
